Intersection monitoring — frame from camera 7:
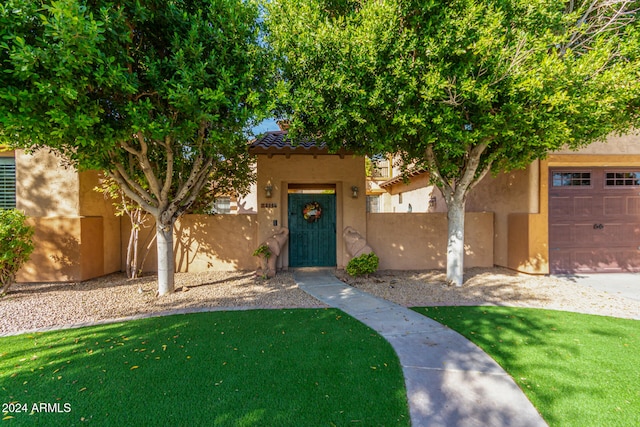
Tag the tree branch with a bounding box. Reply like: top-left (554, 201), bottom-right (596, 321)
top-left (174, 158), bottom-right (215, 217)
top-left (425, 145), bottom-right (454, 201)
top-left (133, 132), bottom-right (163, 203)
top-left (108, 167), bottom-right (157, 216)
top-left (160, 135), bottom-right (173, 202)
top-left (564, 0), bottom-right (638, 54)
top-left (458, 141), bottom-right (489, 194)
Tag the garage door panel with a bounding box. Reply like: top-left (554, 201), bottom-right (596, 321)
top-left (550, 223), bottom-right (573, 244)
top-left (574, 223), bottom-right (596, 244)
top-left (603, 196), bottom-right (627, 216)
top-left (550, 196), bottom-right (573, 216)
top-left (549, 168), bottom-right (640, 274)
top-left (553, 250), bottom-right (640, 273)
top-left (574, 196), bottom-right (595, 216)
top-left (627, 197), bottom-right (640, 215)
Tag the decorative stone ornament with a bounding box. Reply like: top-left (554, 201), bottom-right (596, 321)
top-left (302, 201), bottom-right (322, 223)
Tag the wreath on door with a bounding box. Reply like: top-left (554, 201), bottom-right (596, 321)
top-left (302, 201), bottom-right (322, 223)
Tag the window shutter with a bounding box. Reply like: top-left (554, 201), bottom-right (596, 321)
top-left (0, 157), bottom-right (17, 209)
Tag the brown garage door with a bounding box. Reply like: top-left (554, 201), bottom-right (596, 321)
top-left (549, 168), bottom-right (640, 273)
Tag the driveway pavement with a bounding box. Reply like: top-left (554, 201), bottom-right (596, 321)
top-left (556, 273), bottom-right (640, 302)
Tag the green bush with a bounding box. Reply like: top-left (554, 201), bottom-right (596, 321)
top-left (0, 209), bottom-right (35, 295)
top-left (346, 252), bottom-right (379, 277)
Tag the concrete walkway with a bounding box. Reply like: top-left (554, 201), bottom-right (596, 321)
top-left (293, 268), bottom-right (548, 427)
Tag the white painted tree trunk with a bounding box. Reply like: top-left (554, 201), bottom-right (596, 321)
top-left (156, 223), bottom-right (175, 296)
top-left (446, 199), bottom-right (466, 286)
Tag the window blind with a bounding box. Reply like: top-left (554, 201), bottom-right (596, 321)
top-left (0, 157), bottom-right (17, 209)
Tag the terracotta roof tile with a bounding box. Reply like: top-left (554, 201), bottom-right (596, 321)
top-left (249, 131), bottom-right (346, 156)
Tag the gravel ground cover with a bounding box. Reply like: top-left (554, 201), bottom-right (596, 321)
top-left (2, 267), bottom-right (638, 335)
top-left (337, 268), bottom-right (640, 320)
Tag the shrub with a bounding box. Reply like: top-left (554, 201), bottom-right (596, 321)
top-left (0, 209), bottom-right (35, 295)
top-left (252, 244), bottom-right (271, 260)
top-left (346, 252), bottom-right (379, 277)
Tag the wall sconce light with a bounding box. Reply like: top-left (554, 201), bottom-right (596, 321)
top-left (351, 186), bottom-right (359, 198)
top-left (265, 182), bottom-right (273, 198)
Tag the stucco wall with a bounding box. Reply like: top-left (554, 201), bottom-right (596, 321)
top-left (17, 217), bottom-right (104, 282)
top-left (507, 132), bottom-right (640, 274)
top-left (174, 214), bottom-right (258, 271)
top-left (79, 170), bottom-right (122, 275)
top-left (123, 214), bottom-right (259, 273)
top-left (13, 150), bottom-right (120, 282)
top-left (381, 174), bottom-right (443, 213)
top-left (367, 212), bottom-right (494, 270)
top-left (256, 153), bottom-right (367, 269)
top-left (553, 132), bottom-right (640, 155)
top-left (376, 164), bottom-right (534, 270)
top-left (15, 149), bottom-right (80, 217)
top-left (466, 165), bottom-right (534, 268)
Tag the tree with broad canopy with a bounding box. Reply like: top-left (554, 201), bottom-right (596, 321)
top-left (0, 0), bottom-right (269, 295)
top-left (265, 0), bottom-right (640, 285)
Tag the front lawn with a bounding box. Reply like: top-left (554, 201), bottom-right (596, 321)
top-left (1, 309), bottom-right (409, 426)
top-left (414, 306), bottom-right (640, 427)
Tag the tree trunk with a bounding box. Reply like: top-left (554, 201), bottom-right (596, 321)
top-left (446, 197), bottom-right (466, 286)
top-left (126, 224), bottom-right (134, 278)
top-left (156, 221), bottom-right (175, 295)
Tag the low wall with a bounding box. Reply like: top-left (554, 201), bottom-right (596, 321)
top-left (507, 213), bottom-right (549, 274)
top-left (17, 217), bottom-right (105, 282)
top-left (124, 214), bottom-right (260, 273)
top-left (366, 213), bottom-right (494, 270)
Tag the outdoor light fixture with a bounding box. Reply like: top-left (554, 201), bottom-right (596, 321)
top-left (265, 182), bottom-right (273, 198)
top-left (351, 186), bottom-right (359, 198)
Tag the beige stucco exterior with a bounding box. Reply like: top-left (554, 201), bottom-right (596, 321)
top-left (256, 153), bottom-right (367, 269)
top-left (17, 217), bottom-right (104, 282)
top-left (368, 132), bottom-right (640, 275)
top-left (367, 212), bottom-right (494, 270)
top-left (11, 149), bottom-right (121, 282)
top-left (9, 131), bottom-right (640, 282)
top-left (507, 132), bottom-right (640, 274)
top-left (127, 214), bottom-right (259, 273)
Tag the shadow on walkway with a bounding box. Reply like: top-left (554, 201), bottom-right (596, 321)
top-left (293, 268), bottom-right (548, 427)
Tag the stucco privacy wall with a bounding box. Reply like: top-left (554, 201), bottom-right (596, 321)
top-left (13, 149), bottom-right (120, 282)
top-left (256, 153), bottom-right (367, 269)
top-left (507, 132), bottom-right (640, 274)
top-left (367, 212), bottom-right (494, 270)
top-left (466, 165), bottom-right (535, 269)
top-left (79, 170), bottom-right (122, 276)
top-left (124, 214), bottom-right (259, 273)
top-left (379, 163), bottom-right (535, 271)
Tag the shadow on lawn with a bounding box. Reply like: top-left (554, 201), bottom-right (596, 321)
top-left (1, 310), bottom-right (409, 426)
top-left (415, 306), bottom-right (640, 427)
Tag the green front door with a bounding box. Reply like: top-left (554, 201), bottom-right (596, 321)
top-left (288, 193), bottom-right (336, 267)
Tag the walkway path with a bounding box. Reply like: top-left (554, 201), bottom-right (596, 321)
top-left (293, 268), bottom-right (548, 427)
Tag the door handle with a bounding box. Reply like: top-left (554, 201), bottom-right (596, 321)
top-left (593, 224), bottom-right (604, 230)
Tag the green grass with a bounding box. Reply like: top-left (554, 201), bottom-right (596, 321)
top-left (1, 309), bottom-right (409, 426)
top-left (413, 306), bottom-right (640, 427)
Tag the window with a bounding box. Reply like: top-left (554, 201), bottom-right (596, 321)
top-left (213, 197), bottom-right (231, 214)
top-left (605, 171), bottom-right (640, 187)
top-left (368, 154), bottom-right (391, 179)
top-left (552, 172), bottom-right (591, 187)
top-left (0, 157), bottom-right (16, 209)
top-left (366, 195), bottom-right (380, 213)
